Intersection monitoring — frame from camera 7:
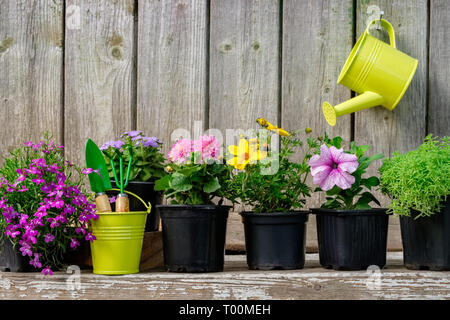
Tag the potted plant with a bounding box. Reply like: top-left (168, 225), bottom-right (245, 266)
top-left (227, 119), bottom-right (317, 270)
top-left (154, 135), bottom-right (232, 272)
top-left (100, 131), bottom-right (165, 231)
top-left (0, 133), bottom-right (98, 274)
top-left (379, 135), bottom-right (450, 270)
top-left (309, 134), bottom-right (388, 270)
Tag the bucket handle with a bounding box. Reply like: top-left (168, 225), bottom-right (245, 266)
top-left (88, 189), bottom-right (152, 214)
top-left (365, 18), bottom-right (396, 48)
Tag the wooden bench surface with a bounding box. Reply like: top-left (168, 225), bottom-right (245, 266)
top-left (0, 253), bottom-right (449, 300)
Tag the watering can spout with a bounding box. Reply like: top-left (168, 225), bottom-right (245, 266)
top-left (322, 91), bottom-right (385, 126)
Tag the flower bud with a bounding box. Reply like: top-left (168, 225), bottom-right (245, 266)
top-left (164, 165), bottom-right (173, 173)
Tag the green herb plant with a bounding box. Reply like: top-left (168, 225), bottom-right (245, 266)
top-left (379, 135), bottom-right (450, 218)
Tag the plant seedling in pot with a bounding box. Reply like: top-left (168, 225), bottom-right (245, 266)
top-left (308, 134), bottom-right (388, 270)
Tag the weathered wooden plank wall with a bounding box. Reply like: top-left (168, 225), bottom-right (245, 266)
top-left (0, 0), bottom-right (448, 252)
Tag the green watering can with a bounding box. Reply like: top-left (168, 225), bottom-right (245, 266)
top-left (322, 18), bottom-right (418, 126)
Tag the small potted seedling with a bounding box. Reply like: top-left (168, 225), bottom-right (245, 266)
top-left (227, 119), bottom-right (317, 270)
top-left (154, 135), bottom-right (232, 272)
top-left (379, 135), bottom-right (450, 270)
top-left (0, 133), bottom-right (97, 275)
top-left (309, 134), bottom-right (388, 270)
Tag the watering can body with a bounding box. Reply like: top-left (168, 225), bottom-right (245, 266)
top-left (323, 19), bottom-right (418, 126)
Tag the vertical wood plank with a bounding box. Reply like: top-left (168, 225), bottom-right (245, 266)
top-left (0, 0), bottom-right (63, 157)
top-left (136, 0), bottom-right (208, 155)
top-left (209, 0), bottom-right (280, 252)
top-left (209, 0), bottom-right (280, 133)
top-left (355, 0), bottom-right (428, 250)
top-left (429, 0), bottom-right (450, 136)
top-left (282, 0), bottom-right (354, 251)
top-left (64, 0), bottom-right (135, 166)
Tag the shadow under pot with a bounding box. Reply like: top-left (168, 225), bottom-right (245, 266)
top-left (241, 211), bottom-right (309, 270)
top-left (400, 198), bottom-right (450, 271)
top-left (311, 208), bottom-right (389, 270)
top-left (0, 237), bottom-right (34, 272)
top-left (108, 181), bottom-right (163, 232)
top-left (157, 205), bottom-right (230, 273)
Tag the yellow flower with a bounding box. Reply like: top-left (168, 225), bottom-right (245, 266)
top-left (227, 138), bottom-right (267, 170)
top-left (256, 118), bottom-right (290, 137)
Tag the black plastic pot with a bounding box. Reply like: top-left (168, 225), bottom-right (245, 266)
top-left (157, 205), bottom-right (230, 273)
top-left (108, 181), bottom-right (163, 232)
top-left (311, 208), bottom-right (389, 270)
top-left (400, 199), bottom-right (450, 271)
top-left (241, 211), bottom-right (309, 270)
top-left (0, 237), bottom-right (33, 272)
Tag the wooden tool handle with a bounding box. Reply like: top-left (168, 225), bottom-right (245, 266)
top-left (116, 193), bottom-right (130, 212)
top-left (95, 193), bottom-right (112, 213)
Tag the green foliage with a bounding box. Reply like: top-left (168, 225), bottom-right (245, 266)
top-left (102, 133), bottom-right (166, 183)
top-left (316, 133), bottom-right (384, 210)
top-left (227, 130), bottom-right (319, 213)
top-left (154, 153), bottom-right (232, 205)
top-left (379, 135), bottom-right (450, 218)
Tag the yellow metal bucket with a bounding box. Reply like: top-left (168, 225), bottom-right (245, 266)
top-left (323, 19), bottom-right (418, 126)
top-left (90, 190), bottom-right (151, 275)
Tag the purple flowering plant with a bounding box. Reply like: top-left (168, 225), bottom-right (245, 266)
top-left (309, 133), bottom-right (384, 210)
top-left (0, 133), bottom-right (98, 275)
top-left (100, 131), bottom-right (165, 182)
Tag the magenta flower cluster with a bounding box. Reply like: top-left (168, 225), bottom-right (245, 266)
top-left (0, 139), bottom-right (98, 275)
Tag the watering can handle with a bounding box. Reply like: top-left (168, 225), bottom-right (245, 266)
top-left (365, 18), bottom-right (396, 48)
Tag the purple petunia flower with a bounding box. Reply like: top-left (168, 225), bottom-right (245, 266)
top-left (308, 144), bottom-right (359, 191)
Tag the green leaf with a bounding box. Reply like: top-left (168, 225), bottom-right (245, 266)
top-left (170, 173), bottom-right (192, 192)
top-left (355, 145), bottom-right (370, 158)
top-left (203, 177), bottom-right (221, 193)
top-left (154, 175), bottom-right (170, 191)
top-left (361, 176), bottom-right (380, 189)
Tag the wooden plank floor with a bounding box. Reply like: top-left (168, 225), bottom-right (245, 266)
top-left (0, 253), bottom-right (449, 300)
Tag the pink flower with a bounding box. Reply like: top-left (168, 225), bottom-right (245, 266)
top-left (70, 238), bottom-right (80, 249)
top-left (168, 138), bottom-right (193, 164)
top-left (82, 168), bottom-right (101, 176)
top-left (193, 136), bottom-right (221, 161)
top-left (85, 232), bottom-right (96, 242)
top-left (30, 253), bottom-right (42, 269)
top-left (32, 178), bottom-right (45, 185)
top-left (42, 266), bottom-right (53, 276)
top-left (44, 234), bottom-right (55, 243)
top-left (308, 144), bottom-right (358, 191)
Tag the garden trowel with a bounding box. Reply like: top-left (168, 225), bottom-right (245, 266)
top-left (85, 139), bottom-right (113, 213)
